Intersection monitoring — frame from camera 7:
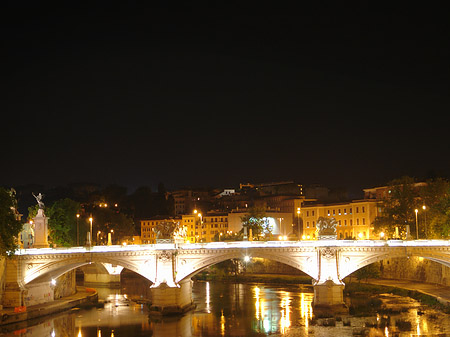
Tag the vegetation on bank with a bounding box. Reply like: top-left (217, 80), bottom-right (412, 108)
top-left (345, 282), bottom-right (450, 314)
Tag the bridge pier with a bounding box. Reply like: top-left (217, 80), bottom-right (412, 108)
top-left (312, 246), bottom-right (348, 313)
top-left (149, 279), bottom-right (195, 315)
top-left (313, 281), bottom-right (346, 312)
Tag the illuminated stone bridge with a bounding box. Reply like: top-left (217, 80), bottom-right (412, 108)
top-left (5, 240), bottom-right (450, 314)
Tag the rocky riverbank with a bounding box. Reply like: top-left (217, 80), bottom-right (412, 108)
top-left (0, 286), bottom-right (98, 327)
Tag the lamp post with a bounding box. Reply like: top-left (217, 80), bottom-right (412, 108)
top-left (76, 213), bottom-right (80, 246)
top-left (414, 209), bottom-right (419, 240)
top-left (422, 205), bottom-right (427, 238)
top-left (297, 207), bottom-right (301, 240)
top-left (88, 217), bottom-right (93, 248)
top-left (198, 213), bottom-right (203, 243)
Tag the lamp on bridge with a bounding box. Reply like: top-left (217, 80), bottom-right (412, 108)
top-left (415, 208), bottom-right (419, 240)
top-left (76, 213), bottom-right (80, 246)
top-left (88, 217), bottom-right (93, 248)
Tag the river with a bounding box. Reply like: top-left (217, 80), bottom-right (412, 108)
top-left (2, 278), bottom-right (450, 336)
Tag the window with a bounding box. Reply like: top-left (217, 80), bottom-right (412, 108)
top-left (344, 208), bottom-right (347, 214)
top-left (306, 221), bottom-right (310, 228)
top-left (338, 209), bottom-right (341, 215)
top-left (356, 207), bottom-right (359, 213)
top-left (356, 218), bottom-right (359, 225)
top-left (344, 220), bottom-right (347, 226)
top-left (363, 218), bottom-right (366, 225)
top-left (312, 211), bottom-right (315, 216)
top-left (362, 206), bottom-right (365, 213)
top-left (350, 219), bottom-right (353, 226)
top-left (350, 208), bottom-right (352, 214)
top-left (306, 211), bottom-right (309, 217)
top-left (312, 221), bottom-right (315, 228)
top-left (332, 210), bottom-right (335, 216)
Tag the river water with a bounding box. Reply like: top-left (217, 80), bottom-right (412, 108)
top-left (2, 278), bottom-right (450, 337)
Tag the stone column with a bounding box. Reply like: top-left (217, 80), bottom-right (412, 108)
top-left (2, 258), bottom-right (24, 307)
top-left (149, 249), bottom-right (195, 315)
top-left (33, 209), bottom-right (49, 248)
top-left (313, 246), bottom-right (348, 313)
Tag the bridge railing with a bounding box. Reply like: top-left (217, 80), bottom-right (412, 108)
top-left (14, 239), bottom-right (450, 255)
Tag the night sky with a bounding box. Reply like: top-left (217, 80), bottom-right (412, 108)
top-left (3, 4), bottom-right (450, 196)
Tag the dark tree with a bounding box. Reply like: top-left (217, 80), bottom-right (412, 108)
top-left (0, 188), bottom-right (23, 255)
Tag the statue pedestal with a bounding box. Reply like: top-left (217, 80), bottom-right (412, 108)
top-left (33, 209), bottom-right (49, 248)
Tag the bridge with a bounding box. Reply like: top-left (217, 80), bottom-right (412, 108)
top-left (4, 240), bottom-right (450, 314)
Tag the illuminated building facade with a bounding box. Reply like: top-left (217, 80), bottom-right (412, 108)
top-left (301, 199), bottom-right (379, 239)
top-left (183, 213), bottom-right (229, 243)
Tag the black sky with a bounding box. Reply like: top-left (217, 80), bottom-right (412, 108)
top-left (2, 3), bottom-right (450, 195)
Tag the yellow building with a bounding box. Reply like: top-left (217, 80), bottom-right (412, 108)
top-left (182, 212), bottom-right (229, 243)
top-left (203, 213), bottom-right (229, 242)
top-left (182, 214), bottom-right (197, 243)
top-left (301, 199), bottom-right (379, 240)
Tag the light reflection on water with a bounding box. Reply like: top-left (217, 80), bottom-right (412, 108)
top-left (3, 281), bottom-right (450, 336)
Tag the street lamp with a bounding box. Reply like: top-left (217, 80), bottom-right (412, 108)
top-left (88, 217), bottom-right (93, 248)
top-left (297, 207), bottom-right (301, 240)
top-left (422, 205), bottom-right (427, 238)
top-left (76, 214), bottom-right (80, 246)
top-left (415, 209), bottom-right (419, 240)
top-left (198, 213), bottom-right (203, 243)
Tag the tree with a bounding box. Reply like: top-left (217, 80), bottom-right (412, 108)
top-left (29, 198), bottom-right (81, 247)
top-left (240, 206), bottom-right (268, 239)
top-left (0, 188), bottom-right (23, 256)
top-left (374, 176), bottom-right (450, 239)
top-left (91, 207), bottom-right (135, 245)
top-left (373, 176), bottom-right (420, 238)
top-left (420, 178), bottom-right (450, 238)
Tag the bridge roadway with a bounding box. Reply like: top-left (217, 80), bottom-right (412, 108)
top-left (7, 240), bottom-right (450, 314)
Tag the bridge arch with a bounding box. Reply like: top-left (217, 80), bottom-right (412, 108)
top-left (23, 254), bottom-right (156, 285)
top-left (339, 246), bottom-right (450, 279)
top-left (176, 247), bottom-right (317, 283)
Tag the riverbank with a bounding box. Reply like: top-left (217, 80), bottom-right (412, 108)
top-left (0, 286), bottom-right (98, 327)
top-left (360, 278), bottom-right (450, 310)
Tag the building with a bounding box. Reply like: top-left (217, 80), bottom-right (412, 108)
top-left (141, 216), bottom-right (181, 244)
top-left (301, 199), bottom-right (379, 240)
top-left (170, 189), bottom-right (213, 215)
top-left (363, 182), bottom-right (427, 200)
top-left (182, 214), bottom-right (198, 243)
top-left (182, 212), bottom-right (229, 243)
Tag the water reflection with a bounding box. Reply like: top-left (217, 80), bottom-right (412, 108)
top-left (3, 281), bottom-right (450, 336)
